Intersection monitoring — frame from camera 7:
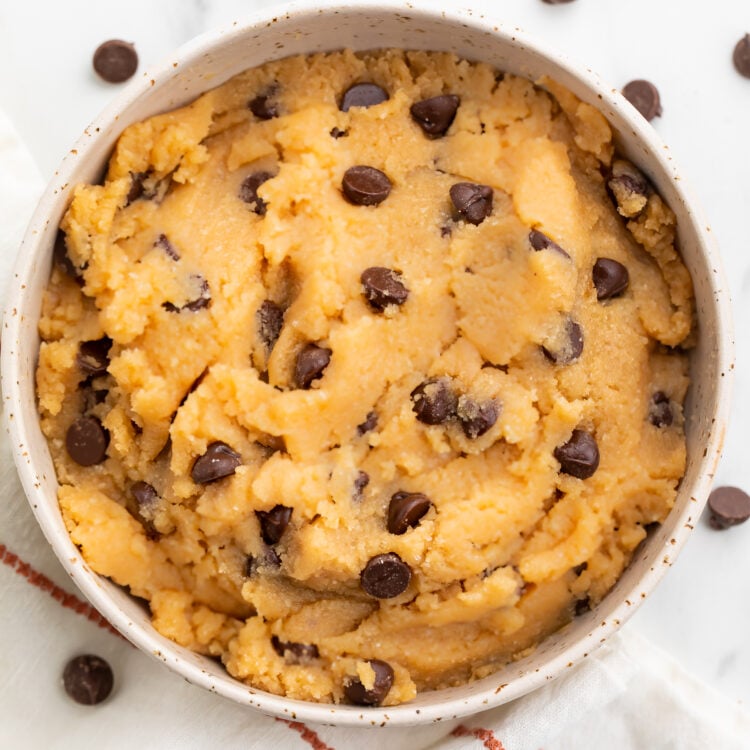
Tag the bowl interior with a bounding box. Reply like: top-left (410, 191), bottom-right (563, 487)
top-left (1, 0), bottom-right (732, 727)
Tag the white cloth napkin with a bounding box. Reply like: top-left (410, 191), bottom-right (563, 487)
top-left (1, 110), bottom-right (748, 750)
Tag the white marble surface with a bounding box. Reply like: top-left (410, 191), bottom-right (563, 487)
top-left (0, 0), bottom-right (748, 711)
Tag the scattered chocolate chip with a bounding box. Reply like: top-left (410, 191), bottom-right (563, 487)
top-left (707, 486), bottom-right (750, 529)
top-left (649, 391), bottom-right (674, 428)
top-left (528, 229), bottom-right (570, 258)
top-left (63, 655), bottom-right (114, 705)
top-left (360, 267), bottom-right (409, 310)
top-left (155, 233), bottom-right (180, 260)
top-left (357, 411), bottom-right (378, 435)
top-left (360, 552), bottom-right (411, 598)
top-left (342, 166), bottom-right (392, 206)
top-left (542, 318), bottom-right (584, 365)
top-left (411, 377), bottom-right (457, 425)
top-left (410, 94), bottom-right (460, 136)
top-left (622, 79), bottom-right (663, 121)
top-left (592, 258), bottom-right (629, 300)
top-left (608, 160), bottom-right (650, 219)
top-left (574, 596), bottom-right (591, 616)
top-left (53, 229), bottom-right (81, 279)
top-left (257, 300), bottom-right (285, 352)
top-left (66, 416), bottom-right (109, 466)
top-left (127, 481), bottom-right (160, 540)
top-left (450, 182), bottom-right (493, 225)
top-left (93, 39), bottom-right (138, 83)
top-left (733, 35), bottom-right (750, 78)
top-left (344, 659), bottom-right (394, 706)
top-left (271, 636), bottom-right (319, 663)
top-left (294, 343), bottom-right (332, 389)
top-left (256, 505), bottom-right (293, 545)
top-left (191, 441), bottom-right (241, 484)
top-left (340, 83), bottom-right (389, 112)
top-left (249, 88), bottom-right (279, 120)
top-left (353, 471), bottom-right (370, 501)
top-left (239, 171), bottom-right (273, 215)
top-left (457, 397), bottom-right (499, 439)
top-left (554, 429), bottom-right (600, 479)
top-left (387, 492), bottom-right (432, 534)
top-left (77, 337), bottom-right (113, 377)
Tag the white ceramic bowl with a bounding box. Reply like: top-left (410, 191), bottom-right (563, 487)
top-left (1, 0), bottom-right (734, 727)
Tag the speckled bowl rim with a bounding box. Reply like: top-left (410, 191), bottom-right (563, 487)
top-left (1, 0), bottom-right (734, 728)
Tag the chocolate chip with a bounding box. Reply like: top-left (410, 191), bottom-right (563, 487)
top-left (528, 229), bottom-right (570, 258)
top-left (294, 343), bottom-right (332, 389)
top-left (77, 337), bottom-right (113, 377)
top-left (271, 636), bottom-right (319, 663)
top-left (244, 547), bottom-right (282, 576)
top-left (554, 429), bottom-right (600, 479)
top-left (126, 171), bottom-right (148, 205)
top-left (256, 505), bottom-right (293, 545)
top-left (256, 433), bottom-right (286, 453)
top-left (80, 381), bottom-right (108, 413)
top-left (93, 40), bottom-right (138, 83)
top-left (608, 160), bottom-right (650, 219)
top-left (592, 258), bottom-right (629, 300)
top-left (178, 369), bottom-right (208, 410)
top-left (256, 300), bottom-right (285, 352)
top-left (542, 318), bottom-right (584, 365)
top-left (191, 441), bottom-right (241, 484)
top-left (53, 229), bottom-right (81, 280)
top-left (357, 411), bottom-right (378, 435)
top-left (733, 35), bottom-right (750, 78)
top-left (155, 233), bottom-right (180, 260)
top-left (574, 596), bottom-right (591, 616)
top-left (649, 391), bottom-right (673, 428)
top-left (340, 83), bottom-right (389, 112)
top-left (450, 182), bottom-right (493, 225)
top-left (457, 397), bottom-right (499, 439)
top-left (183, 275), bottom-right (211, 311)
top-left (410, 94), bottom-right (460, 136)
top-left (353, 471), bottom-right (370, 501)
top-left (66, 416), bottom-right (109, 466)
top-left (387, 492), bottom-right (432, 534)
top-left (411, 377), bottom-right (457, 425)
top-left (239, 171), bottom-right (273, 215)
top-left (249, 88), bottom-right (279, 120)
top-left (343, 659), bottom-right (394, 706)
top-left (342, 166), bottom-right (392, 206)
top-left (330, 127), bottom-right (348, 139)
top-left (707, 486), bottom-right (750, 529)
top-left (63, 655), bottom-right (114, 705)
top-left (360, 267), bottom-right (409, 310)
top-left (127, 481), bottom-right (160, 540)
top-left (573, 561), bottom-right (588, 575)
top-left (622, 79), bottom-right (663, 121)
top-left (360, 553), bottom-right (411, 598)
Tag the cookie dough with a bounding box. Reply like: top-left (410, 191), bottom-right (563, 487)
top-left (36, 49), bottom-right (693, 706)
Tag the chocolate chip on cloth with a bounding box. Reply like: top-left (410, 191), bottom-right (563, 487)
top-left (622, 79), bottom-right (663, 122)
top-left (411, 377), bottom-right (457, 425)
top-left (66, 416), bottom-right (109, 467)
top-left (734, 34), bottom-right (750, 78)
top-left (554, 430), bottom-right (600, 479)
top-left (360, 553), bottom-right (412, 598)
top-left (707, 486), bottom-right (750, 529)
top-left (342, 166), bottom-right (392, 206)
top-left (608, 159), bottom-right (650, 218)
top-left (360, 267), bottom-right (409, 310)
top-left (62, 655), bottom-right (114, 705)
top-left (191, 441), bottom-right (241, 484)
top-left (450, 182), bottom-right (493, 225)
top-left (344, 659), bottom-right (395, 706)
top-left (256, 505), bottom-right (293, 545)
top-left (593, 258), bottom-right (629, 300)
top-left (77, 337), bottom-right (113, 376)
top-left (93, 39), bottom-right (138, 83)
top-left (239, 171), bottom-right (273, 215)
top-left (410, 94), bottom-right (460, 136)
top-left (340, 82), bottom-right (389, 111)
top-left (387, 491), bottom-right (432, 534)
top-left (294, 343), bottom-right (332, 389)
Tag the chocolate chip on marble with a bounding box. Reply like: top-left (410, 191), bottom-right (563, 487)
top-left (330, 127), bottom-right (349, 139)
top-left (340, 83), bottom-right (389, 112)
top-left (127, 481), bottom-right (160, 540)
top-left (271, 636), bottom-right (319, 663)
top-left (707, 486), bottom-right (750, 529)
top-left (63, 655), bottom-right (114, 705)
top-left (343, 659), bottom-right (394, 706)
top-left (360, 552), bottom-right (412, 598)
top-left (155, 233), bottom-right (180, 260)
top-left (450, 182), bottom-right (493, 225)
top-left (554, 429), bottom-right (600, 479)
top-left (256, 505), bottom-right (293, 545)
top-left (256, 300), bottom-right (285, 352)
top-left (542, 318), bottom-right (584, 365)
top-left (649, 391), bottom-right (673, 428)
top-left (249, 87), bottom-right (279, 120)
top-left (622, 79), bottom-right (663, 121)
top-left (607, 160), bottom-right (650, 219)
top-left (77, 337), bottom-right (113, 377)
top-left (93, 39), bottom-right (138, 83)
top-left (191, 441), bottom-right (241, 484)
top-left (342, 166), bottom-right (392, 206)
top-left (239, 171), bottom-right (273, 215)
top-left (294, 343), bottom-right (332, 389)
top-left (592, 258), bottom-right (629, 300)
top-left (528, 229), bottom-right (570, 259)
top-left (411, 377), bottom-right (458, 425)
top-left (353, 471), bottom-right (370, 501)
top-left (457, 396), bottom-right (499, 439)
top-left (387, 492), bottom-right (432, 535)
top-left (733, 35), bottom-right (750, 78)
top-left (410, 94), bottom-right (460, 136)
top-left (357, 411), bottom-right (378, 435)
top-left (360, 267), bottom-right (409, 310)
top-left (66, 416), bottom-right (109, 467)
